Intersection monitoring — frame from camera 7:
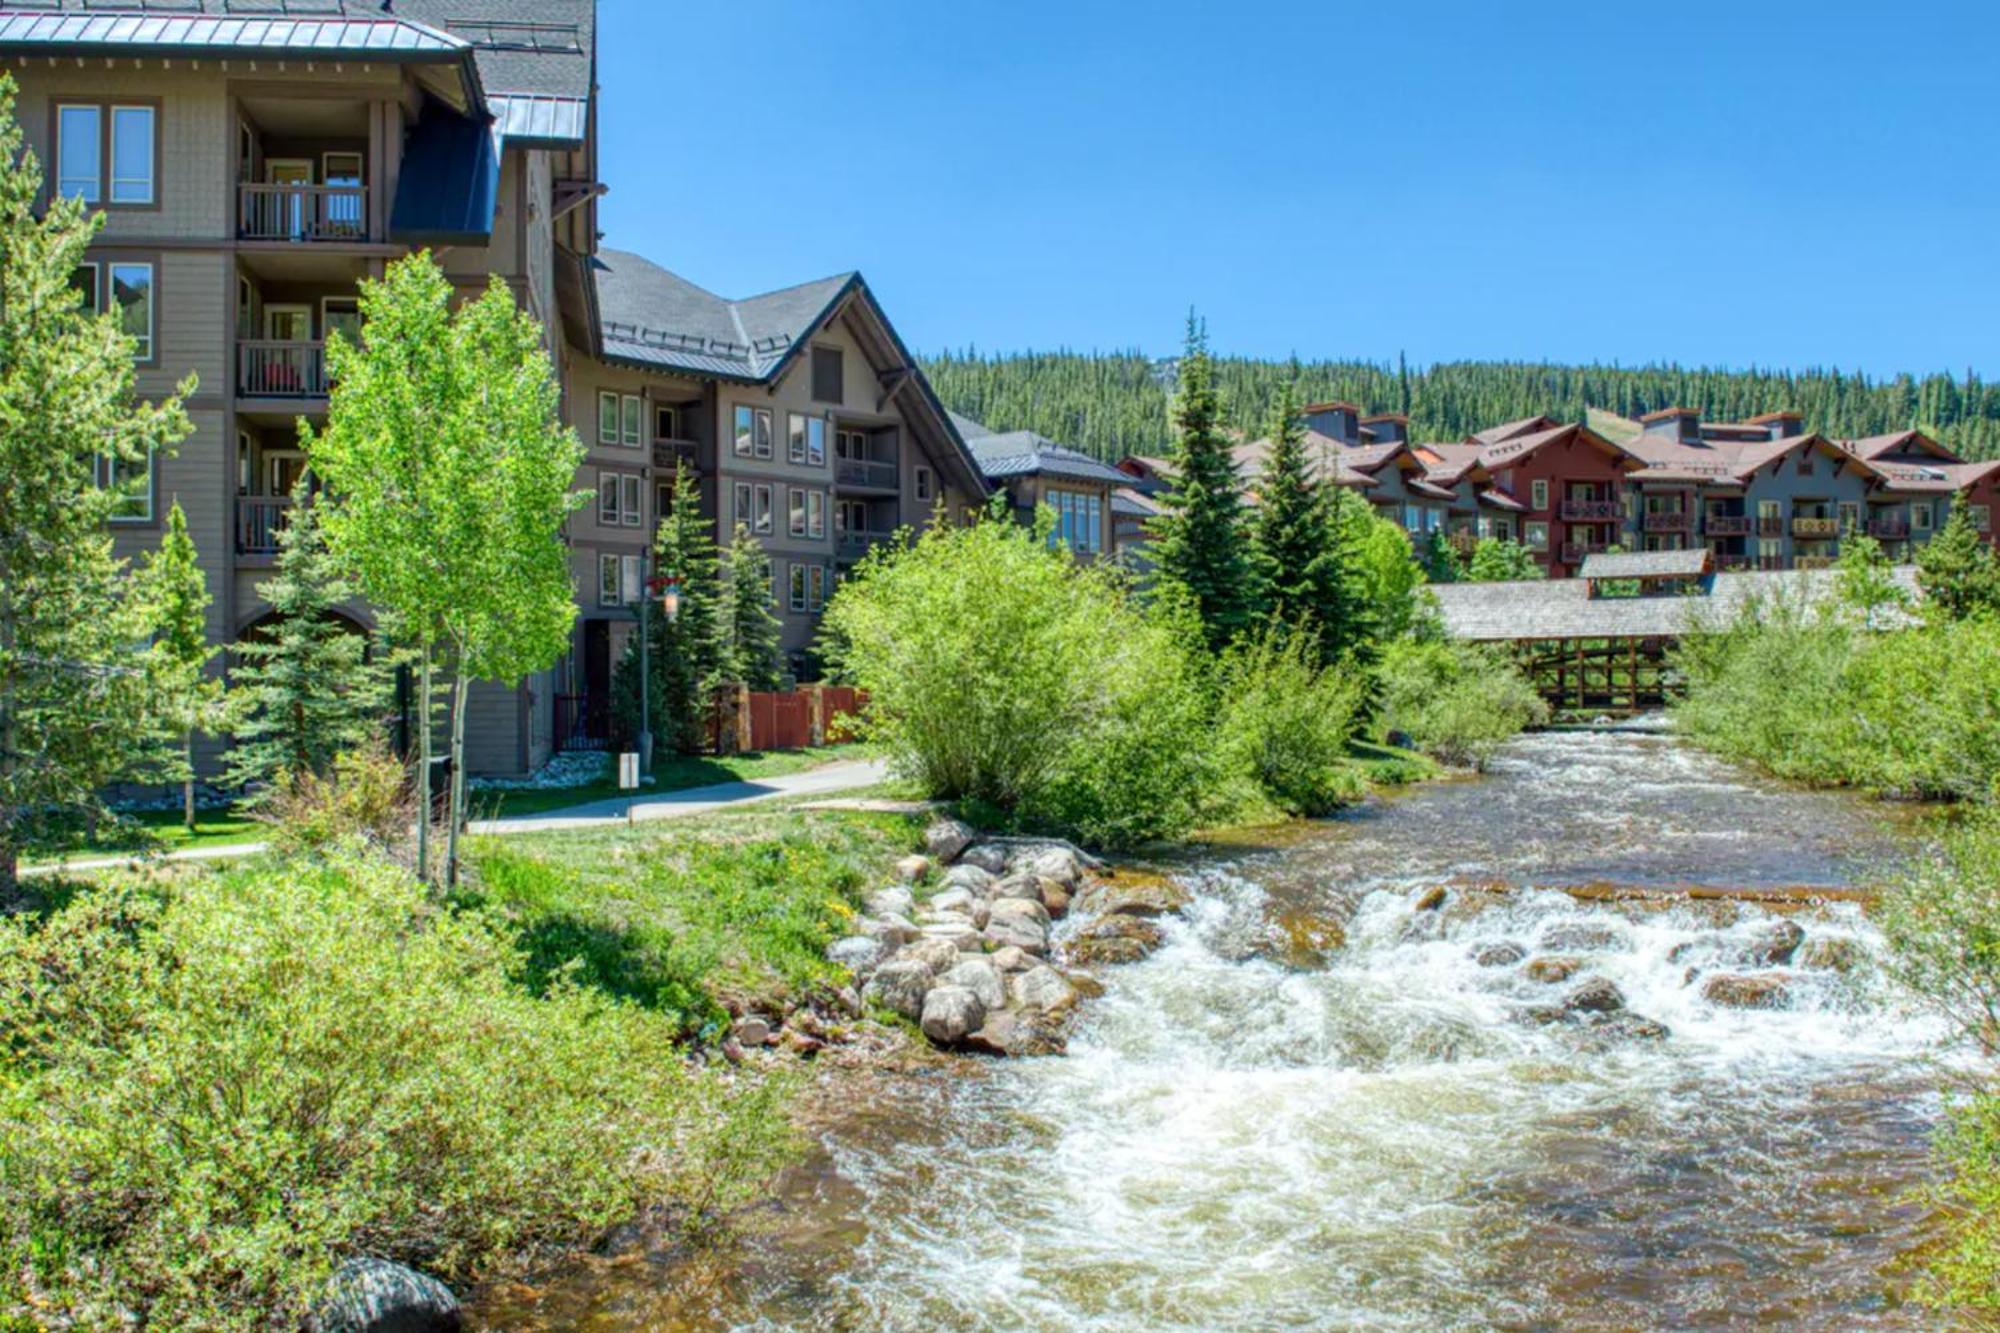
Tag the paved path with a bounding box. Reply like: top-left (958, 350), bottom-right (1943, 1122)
top-left (21, 838), bottom-right (271, 878)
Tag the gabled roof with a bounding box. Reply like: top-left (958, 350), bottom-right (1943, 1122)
top-left (1869, 458), bottom-right (2000, 494)
top-left (947, 410), bottom-right (994, 440)
top-left (1478, 422), bottom-right (1633, 470)
top-left (1112, 486), bottom-right (1161, 518)
top-left (1415, 442), bottom-right (1485, 484)
top-left (964, 426), bottom-right (1129, 487)
top-left (1470, 415), bottom-right (1561, 447)
top-left (1626, 429), bottom-right (1856, 487)
top-left (1844, 429), bottom-right (1957, 462)
top-left (0, 11), bottom-right (469, 57)
top-left (395, 0), bottom-right (595, 103)
top-left (1580, 549), bottom-right (1712, 581)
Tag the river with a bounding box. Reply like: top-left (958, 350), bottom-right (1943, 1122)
top-left (475, 728), bottom-right (1954, 1330)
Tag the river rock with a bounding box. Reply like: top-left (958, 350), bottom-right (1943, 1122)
top-left (1742, 919), bottom-right (1805, 967)
top-left (924, 816), bottom-right (976, 864)
top-left (929, 887), bottom-right (986, 923)
top-left (898, 935), bottom-right (965, 974)
top-left (1523, 955), bottom-right (1584, 984)
top-left (1798, 936), bottom-right (1863, 973)
top-left (989, 872), bottom-right (1048, 907)
top-left (827, 935), bottom-right (887, 973)
top-left (309, 1257), bottom-right (460, 1333)
top-left (1265, 908), bottom-right (1345, 970)
top-left (1702, 973), bottom-right (1792, 1010)
top-left (1540, 922), bottom-right (1624, 954)
top-left (990, 945), bottom-right (1036, 973)
top-left (1015, 844), bottom-right (1085, 888)
top-left (960, 843), bottom-right (1012, 875)
top-left (1410, 884), bottom-right (1447, 913)
top-left (858, 913), bottom-right (917, 946)
top-left (1011, 964), bottom-right (1079, 1015)
top-left (1593, 1012), bottom-right (1670, 1041)
top-left (920, 985), bottom-right (987, 1045)
top-left (893, 854), bottom-right (931, 883)
top-left (1068, 915), bottom-right (1165, 965)
top-left (862, 960), bottom-right (933, 1020)
top-left (964, 1008), bottom-right (1068, 1058)
top-left (863, 885), bottom-right (915, 919)
top-left (1043, 882), bottom-right (1072, 919)
top-left (939, 863), bottom-right (997, 898)
top-left (1077, 876), bottom-right (1189, 919)
top-left (1067, 969), bottom-right (1107, 998)
top-left (921, 921), bottom-right (985, 953)
top-left (1474, 942), bottom-right (1526, 968)
top-left (733, 1015), bottom-right (773, 1046)
top-left (1563, 977), bottom-right (1625, 1014)
top-left (983, 912), bottom-right (1049, 956)
top-left (940, 956), bottom-right (1007, 1010)
top-left (991, 896), bottom-right (1051, 930)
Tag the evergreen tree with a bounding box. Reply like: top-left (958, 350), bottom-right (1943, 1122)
top-left (1833, 528), bottom-right (1907, 627)
top-left (1421, 529), bottom-right (1464, 583)
top-left (1916, 494), bottom-right (2000, 621)
top-left (1466, 537), bottom-right (1545, 582)
top-left (720, 520), bottom-right (784, 689)
top-left (1147, 315), bottom-right (1260, 650)
top-left (137, 501), bottom-right (231, 830)
top-left (224, 481), bottom-right (392, 793)
top-left (0, 73), bottom-right (194, 892)
top-left (1250, 383), bottom-right (1373, 665)
top-left (612, 461), bottom-right (727, 754)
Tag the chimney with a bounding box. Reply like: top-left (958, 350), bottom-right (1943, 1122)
top-left (1360, 413), bottom-right (1408, 445)
top-left (1748, 410), bottom-right (1803, 440)
top-left (1302, 401), bottom-right (1361, 446)
top-left (1639, 407), bottom-right (1700, 442)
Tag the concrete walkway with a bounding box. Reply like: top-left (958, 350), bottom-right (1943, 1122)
top-left (21, 838), bottom-right (271, 878)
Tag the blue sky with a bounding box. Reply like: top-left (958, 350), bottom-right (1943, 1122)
top-left (598, 0), bottom-right (2000, 376)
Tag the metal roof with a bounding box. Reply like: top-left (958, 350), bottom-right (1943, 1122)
top-left (968, 430), bottom-right (1130, 486)
top-left (0, 12), bottom-right (469, 56)
top-left (487, 92), bottom-right (587, 147)
top-left (1579, 549), bottom-right (1712, 581)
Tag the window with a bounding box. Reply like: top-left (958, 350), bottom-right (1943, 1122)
top-left (788, 563), bottom-right (827, 613)
top-left (108, 262), bottom-right (153, 360)
top-left (811, 346), bottom-right (843, 404)
top-left (56, 103), bottom-right (154, 205)
top-left (1046, 488), bottom-right (1102, 554)
top-left (789, 563), bottom-right (806, 611)
top-left (597, 470), bottom-right (643, 527)
top-left (734, 482), bottom-right (753, 533)
top-left (596, 553), bottom-right (647, 607)
top-left (807, 416), bottom-right (827, 466)
top-left (1530, 479), bottom-right (1549, 512)
top-left (322, 296), bottom-right (361, 348)
top-left (56, 104), bottom-right (100, 201)
top-left (71, 262), bottom-right (99, 314)
top-left (1758, 537), bottom-right (1782, 563)
top-left (100, 448), bottom-right (152, 521)
top-left (623, 395), bottom-right (643, 448)
top-left (110, 106), bottom-right (154, 204)
top-left (789, 487), bottom-right (806, 536)
top-left (656, 404), bottom-right (679, 441)
top-left (1525, 521), bottom-right (1548, 550)
top-left (789, 413), bottom-right (808, 465)
top-left (1914, 501), bottom-right (1934, 533)
top-left (915, 466), bottom-right (933, 503)
top-left (237, 430), bottom-right (252, 494)
top-left (599, 554), bottom-right (620, 606)
top-left (599, 391), bottom-right (641, 447)
top-left (598, 470), bottom-right (619, 525)
top-left (732, 404), bottom-right (772, 458)
top-left (754, 483), bottom-right (773, 535)
top-left (807, 489), bottom-right (825, 538)
top-left (1974, 505), bottom-right (1993, 534)
top-left (837, 428), bottom-right (868, 460)
top-left (1837, 501), bottom-right (1861, 534)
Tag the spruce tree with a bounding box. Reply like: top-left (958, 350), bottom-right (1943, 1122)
top-left (1250, 382), bottom-right (1372, 665)
top-left (0, 73), bottom-right (194, 891)
top-left (1916, 494), bottom-right (2000, 621)
top-left (1421, 529), bottom-right (1463, 583)
top-left (720, 521), bottom-right (785, 690)
top-left (1147, 315), bottom-right (1260, 651)
top-left (225, 482), bottom-right (391, 793)
top-left (612, 461), bottom-right (727, 754)
top-left (137, 501), bottom-right (231, 830)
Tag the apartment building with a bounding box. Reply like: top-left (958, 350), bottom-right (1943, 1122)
top-left (948, 411), bottom-right (1129, 561)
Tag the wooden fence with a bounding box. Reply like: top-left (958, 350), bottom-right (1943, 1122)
top-left (710, 683), bottom-right (865, 754)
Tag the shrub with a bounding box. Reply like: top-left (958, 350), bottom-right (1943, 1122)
top-left (1215, 625), bottom-right (1367, 816)
top-left (1373, 638), bottom-right (1548, 769)
top-left (257, 736), bottom-right (412, 855)
top-left (823, 512), bottom-right (1217, 846)
top-left (0, 853), bottom-right (797, 1330)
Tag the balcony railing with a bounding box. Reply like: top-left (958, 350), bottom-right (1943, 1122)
top-left (1560, 541), bottom-right (1610, 565)
top-left (836, 528), bottom-right (895, 559)
top-left (1795, 554), bottom-right (1836, 570)
top-left (1642, 510), bottom-right (1692, 533)
top-left (236, 495), bottom-right (293, 555)
top-left (238, 182), bottom-right (369, 242)
top-left (1447, 530), bottom-right (1477, 555)
top-left (1714, 553), bottom-right (1753, 572)
top-left (653, 439), bottom-right (699, 472)
top-left (1792, 516), bottom-right (1840, 539)
top-left (1867, 516), bottom-right (1910, 539)
top-left (238, 340), bottom-right (328, 398)
top-left (1756, 516), bottom-right (1785, 537)
top-left (1559, 498), bottom-right (1621, 522)
top-left (1703, 514), bottom-right (1755, 537)
top-left (835, 458), bottom-right (898, 490)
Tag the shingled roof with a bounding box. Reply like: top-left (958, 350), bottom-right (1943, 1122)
top-left (594, 250), bottom-right (853, 381)
top-left (964, 428), bottom-right (1130, 486)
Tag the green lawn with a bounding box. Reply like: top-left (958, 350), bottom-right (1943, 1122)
top-left (23, 806), bottom-right (265, 864)
top-left (470, 744), bottom-right (868, 819)
top-left (1347, 738), bottom-right (1439, 786)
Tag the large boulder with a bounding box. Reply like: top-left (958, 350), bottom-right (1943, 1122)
top-left (1742, 919), bottom-right (1806, 967)
top-left (1523, 955), bottom-right (1583, 985)
top-left (939, 864), bottom-right (998, 898)
top-left (920, 985), bottom-right (987, 1045)
top-left (827, 935), bottom-right (887, 973)
top-left (897, 936), bottom-right (964, 974)
top-left (862, 960), bottom-right (934, 1019)
top-left (990, 896), bottom-right (1051, 931)
top-left (940, 956), bottom-right (1008, 1010)
top-left (863, 885), bottom-right (916, 920)
top-left (1076, 876), bottom-right (1189, 919)
top-left (924, 816), bottom-right (976, 864)
top-left (1067, 915), bottom-right (1164, 965)
top-left (920, 921), bottom-right (984, 953)
top-left (892, 854), bottom-right (931, 884)
top-left (1013, 844), bottom-right (1085, 889)
top-left (960, 843), bottom-right (1011, 875)
top-left (989, 945), bottom-right (1036, 973)
top-left (964, 1008), bottom-right (1068, 1058)
top-left (1702, 973), bottom-right (1792, 1010)
top-left (309, 1258), bottom-right (460, 1333)
top-left (928, 889), bottom-right (990, 929)
top-left (1011, 964), bottom-right (1079, 1016)
top-left (989, 872), bottom-right (1049, 907)
top-left (1563, 977), bottom-right (1625, 1014)
top-left (858, 913), bottom-right (917, 947)
top-left (982, 912), bottom-right (1049, 956)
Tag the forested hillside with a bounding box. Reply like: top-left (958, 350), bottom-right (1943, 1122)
top-left (922, 350), bottom-right (2000, 462)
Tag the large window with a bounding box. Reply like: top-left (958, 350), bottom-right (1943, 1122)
top-left (107, 262), bottom-right (153, 360)
top-left (597, 470), bottom-right (642, 528)
top-left (598, 391), bottom-right (641, 447)
top-left (734, 404), bottom-right (773, 459)
top-left (789, 562), bottom-right (828, 613)
top-left (1530, 479), bottom-right (1549, 512)
top-left (111, 106), bottom-right (155, 203)
top-left (811, 346), bottom-right (843, 404)
top-left (597, 553), bottom-right (646, 608)
top-left (56, 104), bottom-right (101, 201)
top-left (56, 103), bottom-right (154, 205)
top-left (788, 487), bottom-right (826, 539)
top-left (1914, 501), bottom-right (1934, 533)
top-left (1046, 488), bottom-right (1102, 554)
top-left (99, 448), bottom-right (152, 521)
top-left (1524, 520), bottom-right (1548, 550)
top-left (788, 413), bottom-right (829, 466)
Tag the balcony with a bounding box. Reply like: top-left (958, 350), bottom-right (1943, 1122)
top-left (1642, 510), bottom-right (1692, 534)
top-left (1714, 553), bottom-right (1753, 572)
top-left (236, 495), bottom-right (293, 557)
top-left (1560, 541), bottom-right (1610, 565)
top-left (836, 528), bottom-right (896, 560)
top-left (1756, 516), bottom-right (1785, 538)
top-left (653, 439), bottom-right (699, 472)
top-left (1559, 498), bottom-right (1621, 522)
top-left (1703, 514), bottom-right (1754, 537)
top-left (1792, 516), bottom-right (1840, 539)
top-left (1795, 554), bottom-right (1836, 570)
top-left (238, 182), bottom-right (369, 243)
top-left (238, 340), bottom-right (327, 398)
top-left (1447, 530), bottom-right (1477, 555)
top-left (835, 458), bottom-right (898, 491)
top-left (1867, 515), bottom-right (1910, 540)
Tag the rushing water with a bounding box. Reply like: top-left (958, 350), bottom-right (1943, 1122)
top-left (476, 729), bottom-right (1955, 1330)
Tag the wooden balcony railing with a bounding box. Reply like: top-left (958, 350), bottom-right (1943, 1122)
top-left (652, 439), bottom-right (699, 472)
top-left (1559, 498), bottom-right (1621, 522)
top-left (1795, 554), bottom-right (1836, 570)
top-left (1703, 514), bottom-right (1755, 537)
top-left (1447, 530), bottom-right (1478, 555)
top-left (236, 495), bottom-right (293, 555)
top-left (1756, 516), bottom-right (1786, 537)
top-left (1792, 516), bottom-right (1840, 539)
top-left (835, 458), bottom-right (898, 490)
top-left (1867, 516), bottom-right (1910, 539)
top-left (238, 340), bottom-right (328, 398)
top-left (836, 528), bottom-right (895, 559)
top-left (1642, 510), bottom-right (1691, 533)
top-left (238, 182), bottom-right (369, 242)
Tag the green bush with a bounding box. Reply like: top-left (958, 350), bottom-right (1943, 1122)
top-left (1373, 638), bottom-right (1549, 769)
top-left (1215, 625), bottom-right (1367, 816)
top-left (823, 512), bottom-right (1218, 847)
top-left (0, 854), bottom-right (797, 1330)
top-left (258, 736), bottom-right (411, 855)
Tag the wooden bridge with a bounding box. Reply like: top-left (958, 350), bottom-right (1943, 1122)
top-left (1427, 551), bottom-right (1919, 715)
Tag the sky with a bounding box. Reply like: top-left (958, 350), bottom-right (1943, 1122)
top-left (597, 0), bottom-right (2000, 376)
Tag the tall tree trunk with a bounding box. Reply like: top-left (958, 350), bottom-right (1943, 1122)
top-left (445, 667), bottom-right (468, 888)
top-left (182, 728), bottom-right (196, 832)
top-left (416, 649), bottom-right (432, 884)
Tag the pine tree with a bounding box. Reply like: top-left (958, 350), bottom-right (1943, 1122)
top-left (0, 73), bottom-right (194, 891)
top-left (612, 461), bottom-right (727, 754)
top-left (1466, 537), bottom-right (1545, 582)
top-left (1421, 529), bottom-right (1464, 583)
top-left (1916, 494), bottom-right (2000, 621)
top-left (1250, 382), bottom-right (1372, 665)
top-left (720, 520), bottom-right (784, 689)
top-left (225, 482), bottom-right (392, 793)
top-left (137, 501), bottom-right (231, 830)
top-left (1147, 315), bottom-right (1260, 650)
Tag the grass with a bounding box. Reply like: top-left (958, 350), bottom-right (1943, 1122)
top-left (22, 806), bottom-right (264, 864)
top-left (470, 744), bottom-right (867, 819)
top-left (457, 800), bottom-right (922, 1038)
top-left (1346, 738), bottom-right (1439, 786)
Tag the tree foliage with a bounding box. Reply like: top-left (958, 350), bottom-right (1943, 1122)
top-left (0, 72), bottom-right (194, 890)
top-left (1917, 494), bottom-right (2000, 623)
top-left (1249, 382), bottom-right (1375, 665)
top-left (612, 462), bottom-right (728, 756)
top-left (136, 501), bottom-right (231, 828)
top-left (1465, 537), bottom-right (1545, 583)
top-left (720, 521), bottom-right (785, 690)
